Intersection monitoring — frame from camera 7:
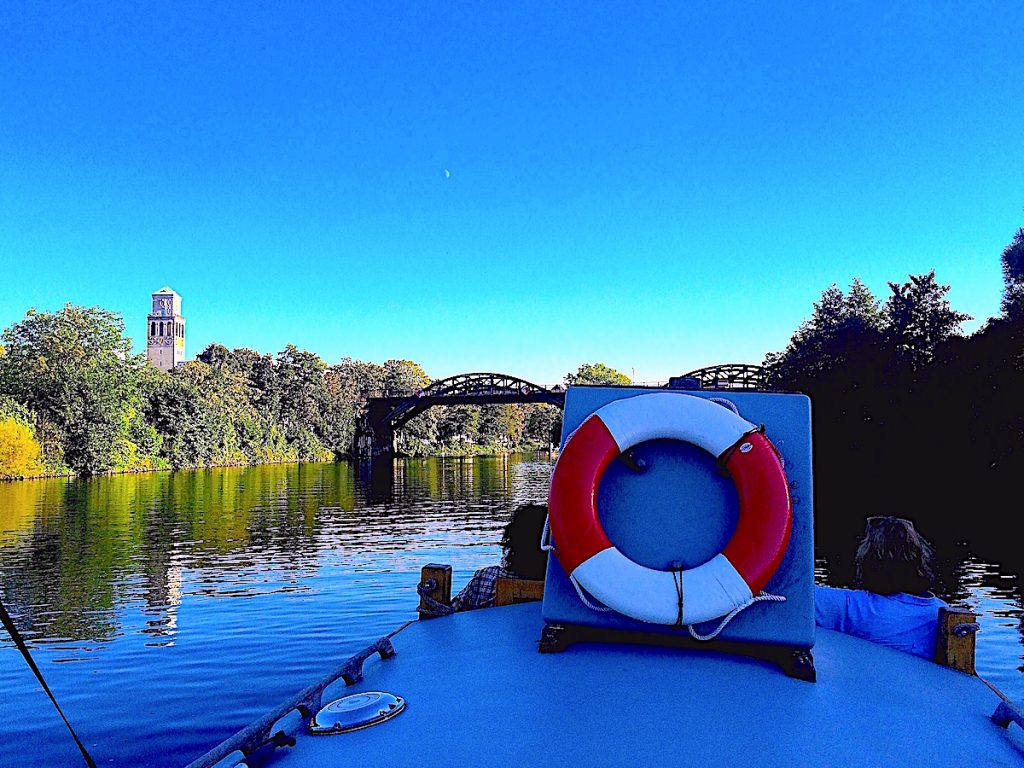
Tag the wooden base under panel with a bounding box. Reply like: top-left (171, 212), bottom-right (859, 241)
top-left (538, 621), bottom-right (818, 682)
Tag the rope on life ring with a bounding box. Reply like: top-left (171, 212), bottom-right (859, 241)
top-left (546, 392), bottom-right (792, 630)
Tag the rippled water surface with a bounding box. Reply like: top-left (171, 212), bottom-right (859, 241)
top-left (0, 456), bottom-right (1021, 767)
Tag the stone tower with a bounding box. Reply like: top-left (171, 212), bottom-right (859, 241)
top-left (147, 287), bottom-right (185, 372)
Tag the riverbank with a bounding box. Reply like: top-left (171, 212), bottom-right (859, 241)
top-left (399, 443), bottom-right (556, 459)
top-left (0, 457), bottom-right (314, 483)
top-left (0, 445), bottom-right (557, 483)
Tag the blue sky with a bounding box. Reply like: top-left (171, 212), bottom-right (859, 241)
top-left (2, 2), bottom-right (1021, 385)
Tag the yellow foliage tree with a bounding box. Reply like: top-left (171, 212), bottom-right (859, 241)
top-left (0, 417), bottom-right (43, 479)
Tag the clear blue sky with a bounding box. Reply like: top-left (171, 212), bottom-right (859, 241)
top-left (2, 2), bottom-right (1021, 384)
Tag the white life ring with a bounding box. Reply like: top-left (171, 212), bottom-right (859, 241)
top-left (548, 392), bottom-right (792, 626)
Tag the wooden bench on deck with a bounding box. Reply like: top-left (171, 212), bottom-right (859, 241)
top-left (417, 565), bottom-right (979, 675)
top-left (416, 564), bottom-right (544, 618)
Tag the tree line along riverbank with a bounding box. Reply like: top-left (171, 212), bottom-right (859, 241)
top-left (0, 304), bottom-right (626, 482)
top-left (2, 228), bottom-right (1023, 557)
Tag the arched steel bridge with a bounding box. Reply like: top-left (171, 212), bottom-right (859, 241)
top-left (354, 373), bottom-right (564, 457)
top-left (353, 366), bottom-right (768, 457)
top-left (386, 373), bottom-right (564, 429)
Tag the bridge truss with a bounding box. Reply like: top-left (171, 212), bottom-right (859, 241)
top-left (673, 364), bottom-right (768, 391)
top-left (354, 373), bottom-right (565, 457)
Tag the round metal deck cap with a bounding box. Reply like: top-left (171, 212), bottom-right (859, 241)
top-left (309, 691), bottom-right (406, 735)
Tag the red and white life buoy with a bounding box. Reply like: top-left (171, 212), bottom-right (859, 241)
top-left (547, 392), bottom-right (792, 626)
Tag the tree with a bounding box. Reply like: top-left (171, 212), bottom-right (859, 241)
top-left (196, 343), bottom-right (233, 367)
top-left (524, 404), bottom-right (562, 446)
top-left (382, 359), bottom-right (430, 394)
top-left (884, 271), bottom-right (971, 368)
top-left (564, 362), bottom-right (631, 386)
top-left (383, 360), bottom-right (436, 453)
top-left (331, 357), bottom-right (387, 400)
top-left (1000, 228), bottom-right (1024, 322)
top-left (765, 280), bottom-right (887, 385)
top-left (436, 405), bottom-right (480, 448)
top-left (274, 345), bottom-right (334, 460)
top-left (475, 404), bottom-right (526, 449)
top-left (845, 278), bottom-right (884, 331)
top-left (148, 362), bottom-right (238, 468)
top-left (0, 305), bottom-right (158, 474)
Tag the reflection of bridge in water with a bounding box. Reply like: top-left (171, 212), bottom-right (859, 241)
top-left (353, 365), bottom-right (767, 458)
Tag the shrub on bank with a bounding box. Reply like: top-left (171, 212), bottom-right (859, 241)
top-left (0, 416), bottom-right (43, 480)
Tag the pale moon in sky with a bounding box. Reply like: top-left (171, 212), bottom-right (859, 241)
top-left (444, 169), bottom-right (451, 179)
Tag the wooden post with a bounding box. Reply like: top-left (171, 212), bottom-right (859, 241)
top-left (935, 606), bottom-right (978, 674)
top-left (418, 564), bottom-right (452, 620)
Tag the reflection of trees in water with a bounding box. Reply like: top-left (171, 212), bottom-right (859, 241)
top-left (0, 456), bottom-right (552, 643)
top-left (338, 454), bottom-right (552, 561)
top-left (0, 477), bottom-right (134, 641)
top-left (0, 464), bottom-right (348, 642)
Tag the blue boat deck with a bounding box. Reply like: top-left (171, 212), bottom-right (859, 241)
top-left (207, 602), bottom-right (1024, 767)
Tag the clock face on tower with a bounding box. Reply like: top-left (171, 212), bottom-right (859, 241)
top-left (160, 297), bottom-right (172, 315)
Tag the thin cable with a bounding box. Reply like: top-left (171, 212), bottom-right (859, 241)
top-left (0, 594), bottom-right (97, 768)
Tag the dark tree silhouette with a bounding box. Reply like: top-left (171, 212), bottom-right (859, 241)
top-left (1000, 228), bottom-right (1024, 322)
top-left (884, 270), bottom-right (971, 369)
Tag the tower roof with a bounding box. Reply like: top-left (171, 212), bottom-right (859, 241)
top-left (154, 286), bottom-right (179, 296)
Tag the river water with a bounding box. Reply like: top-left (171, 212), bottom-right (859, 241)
top-left (0, 456), bottom-right (1020, 767)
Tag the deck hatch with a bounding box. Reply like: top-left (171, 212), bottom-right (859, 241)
top-left (308, 691), bottom-right (406, 735)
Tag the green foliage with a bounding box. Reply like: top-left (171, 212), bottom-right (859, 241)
top-left (435, 405), bottom-right (479, 449)
top-left (0, 310), bottom-right (603, 473)
top-left (273, 345), bottom-right (336, 460)
top-left (1000, 228), bottom-right (1024, 322)
top-left (385, 361), bottom-right (435, 448)
top-left (564, 362), bottom-right (631, 386)
top-left (0, 396), bottom-right (44, 479)
top-left (148, 361), bottom-right (252, 468)
top-left (524, 404), bottom-right (562, 446)
top-left (0, 394), bottom-right (35, 427)
top-left (765, 280), bottom-right (887, 385)
top-left (476, 404), bottom-right (525, 449)
top-left (0, 305), bottom-right (157, 474)
top-left (883, 271), bottom-right (970, 368)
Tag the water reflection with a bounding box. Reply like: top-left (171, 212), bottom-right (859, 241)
top-left (0, 457), bottom-right (552, 649)
top-left (0, 454), bottom-right (1021, 767)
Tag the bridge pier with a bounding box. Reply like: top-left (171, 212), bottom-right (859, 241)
top-left (354, 399), bottom-right (401, 459)
top-left (371, 424), bottom-right (395, 458)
